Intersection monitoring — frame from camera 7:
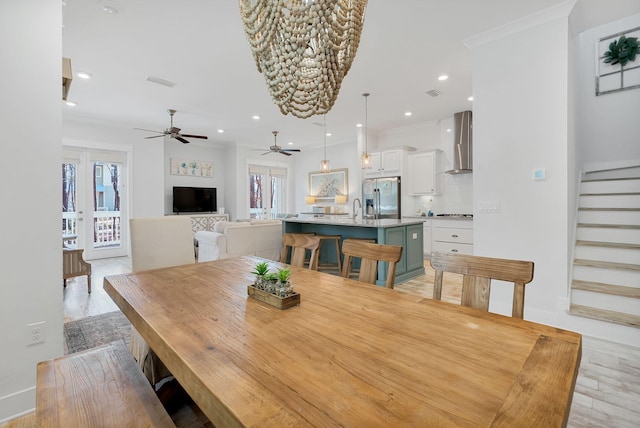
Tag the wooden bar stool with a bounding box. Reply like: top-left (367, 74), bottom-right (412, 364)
top-left (344, 238), bottom-right (375, 279)
top-left (315, 235), bottom-right (342, 274)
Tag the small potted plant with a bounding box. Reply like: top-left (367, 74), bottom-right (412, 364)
top-left (264, 272), bottom-right (279, 293)
top-left (251, 261), bottom-right (270, 289)
top-left (276, 267), bottom-right (292, 297)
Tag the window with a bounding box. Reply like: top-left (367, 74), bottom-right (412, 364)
top-left (248, 165), bottom-right (287, 219)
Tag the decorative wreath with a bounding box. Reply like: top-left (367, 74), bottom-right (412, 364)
top-left (603, 35), bottom-right (639, 66)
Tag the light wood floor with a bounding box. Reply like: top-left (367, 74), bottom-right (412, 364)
top-left (3, 257), bottom-right (638, 427)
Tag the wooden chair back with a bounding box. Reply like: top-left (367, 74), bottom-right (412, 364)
top-left (430, 252), bottom-right (534, 319)
top-left (281, 233), bottom-right (321, 270)
top-left (340, 239), bottom-right (403, 289)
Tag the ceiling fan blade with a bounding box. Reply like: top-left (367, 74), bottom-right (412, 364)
top-left (144, 135), bottom-right (166, 139)
top-left (282, 149), bottom-right (301, 152)
top-left (261, 151), bottom-right (272, 156)
top-left (175, 136), bottom-right (190, 144)
top-left (181, 134), bottom-right (208, 139)
top-left (135, 127), bottom-right (164, 133)
top-left (278, 151), bottom-right (292, 156)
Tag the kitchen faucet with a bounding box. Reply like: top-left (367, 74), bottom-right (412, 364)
top-left (352, 198), bottom-right (361, 220)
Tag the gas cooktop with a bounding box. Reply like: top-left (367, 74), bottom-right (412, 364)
top-left (436, 214), bottom-right (473, 218)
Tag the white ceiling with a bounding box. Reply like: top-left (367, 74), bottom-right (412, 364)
top-left (62, 0), bottom-right (568, 150)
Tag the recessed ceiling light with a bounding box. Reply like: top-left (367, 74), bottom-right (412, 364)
top-left (326, 132), bottom-right (332, 137)
top-left (438, 75), bottom-right (448, 81)
top-left (446, 128), bottom-right (451, 133)
top-left (217, 129), bottom-right (224, 133)
top-left (288, 142), bottom-right (294, 146)
top-left (468, 96), bottom-right (474, 101)
top-left (252, 115), bottom-right (260, 120)
top-left (65, 101), bottom-right (76, 106)
top-left (76, 71), bottom-right (92, 79)
top-left (404, 111), bottom-right (412, 117)
top-left (356, 123), bottom-right (363, 128)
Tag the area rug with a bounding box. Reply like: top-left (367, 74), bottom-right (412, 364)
top-left (64, 311), bottom-right (131, 354)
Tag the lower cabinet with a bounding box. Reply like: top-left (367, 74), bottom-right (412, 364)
top-left (431, 220), bottom-right (473, 255)
top-left (423, 220), bottom-right (432, 257)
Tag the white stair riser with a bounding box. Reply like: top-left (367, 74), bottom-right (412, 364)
top-left (571, 289), bottom-right (640, 316)
top-left (579, 194), bottom-right (640, 208)
top-left (574, 246), bottom-right (640, 264)
top-left (581, 179), bottom-right (640, 194)
top-left (578, 210), bottom-right (640, 225)
top-left (572, 265), bottom-right (640, 286)
top-left (576, 227), bottom-right (640, 244)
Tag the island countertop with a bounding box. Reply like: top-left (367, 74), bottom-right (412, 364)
top-left (283, 217), bottom-right (425, 228)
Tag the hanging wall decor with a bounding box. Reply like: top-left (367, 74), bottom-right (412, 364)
top-left (595, 26), bottom-right (640, 95)
top-left (171, 159), bottom-right (213, 177)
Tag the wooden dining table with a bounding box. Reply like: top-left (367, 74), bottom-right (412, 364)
top-left (103, 255), bottom-right (582, 427)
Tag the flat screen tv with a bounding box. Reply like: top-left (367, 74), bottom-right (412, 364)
top-left (173, 186), bottom-right (217, 214)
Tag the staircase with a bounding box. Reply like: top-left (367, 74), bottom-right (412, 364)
top-left (569, 166), bottom-right (640, 328)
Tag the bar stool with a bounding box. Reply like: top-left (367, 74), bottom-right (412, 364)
top-left (344, 237), bottom-right (375, 279)
top-left (315, 235), bottom-right (342, 274)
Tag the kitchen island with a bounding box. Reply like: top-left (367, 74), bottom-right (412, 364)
top-left (282, 218), bottom-right (425, 286)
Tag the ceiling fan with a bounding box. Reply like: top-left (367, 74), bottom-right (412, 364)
top-left (135, 109), bottom-right (208, 144)
top-left (252, 131), bottom-right (301, 156)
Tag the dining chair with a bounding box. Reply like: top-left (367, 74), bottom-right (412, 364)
top-left (129, 216), bottom-right (196, 385)
top-left (340, 239), bottom-right (403, 289)
top-left (281, 233), bottom-right (322, 270)
top-left (62, 248), bottom-right (92, 293)
top-left (430, 252), bottom-right (534, 319)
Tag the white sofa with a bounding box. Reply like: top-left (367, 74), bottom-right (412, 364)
top-left (195, 219), bottom-right (282, 262)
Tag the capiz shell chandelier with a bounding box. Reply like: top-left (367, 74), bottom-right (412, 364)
top-left (239, 0), bottom-right (368, 119)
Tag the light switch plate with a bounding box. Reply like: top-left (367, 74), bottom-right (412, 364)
top-left (478, 201), bottom-right (500, 213)
top-left (533, 168), bottom-right (546, 180)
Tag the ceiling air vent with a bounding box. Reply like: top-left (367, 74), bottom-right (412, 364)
top-left (426, 89), bottom-right (441, 97)
top-left (145, 76), bottom-right (176, 88)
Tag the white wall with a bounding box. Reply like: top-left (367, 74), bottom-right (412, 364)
top-left (163, 139), bottom-right (226, 215)
top-left (0, 1), bottom-right (62, 421)
top-left (574, 12), bottom-right (640, 166)
top-left (469, 13), bottom-right (571, 323)
top-left (292, 140), bottom-right (362, 215)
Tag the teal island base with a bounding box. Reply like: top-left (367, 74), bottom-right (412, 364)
top-left (282, 218), bottom-right (425, 287)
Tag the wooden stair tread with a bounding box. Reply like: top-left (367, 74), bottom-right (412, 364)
top-left (579, 207), bottom-right (640, 211)
top-left (580, 192), bottom-right (640, 196)
top-left (568, 304), bottom-right (640, 328)
top-left (581, 176), bottom-right (640, 182)
top-left (576, 240), bottom-right (640, 250)
top-left (577, 223), bottom-right (640, 230)
top-left (574, 258), bottom-right (640, 271)
top-left (571, 279), bottom-right (640, 298)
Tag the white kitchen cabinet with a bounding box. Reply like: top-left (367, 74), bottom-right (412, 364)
top-left (365, 149), bottom-right (403, 177)
top-left (423, 219), bottom-right (432, 257)
top-left (431, 219), bottom-right (473, 255)
top-left (408, 151), bottom-right (440, 195)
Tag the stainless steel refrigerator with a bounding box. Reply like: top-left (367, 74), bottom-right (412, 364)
top-left (362, 176), bottom-right (401, 219)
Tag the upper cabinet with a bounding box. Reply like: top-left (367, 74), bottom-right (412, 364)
top-left (408, 150), bottom-right (440, 195)
top-left (364, 148), bottom-right (406, 177)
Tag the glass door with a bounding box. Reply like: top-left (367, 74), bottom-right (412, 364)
top-left (62, 148), bottom-right (129, 260)
top-left (248, 165), bottom-right (287, 219)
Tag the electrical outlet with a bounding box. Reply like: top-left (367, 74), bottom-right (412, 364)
top-left (26, 321), bottom-right (46, 346)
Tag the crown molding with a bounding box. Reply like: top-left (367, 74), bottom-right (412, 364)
top-left (464, 0), bottom-right (577, 50)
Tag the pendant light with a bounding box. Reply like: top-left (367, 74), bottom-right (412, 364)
top-left (361, 93), bottom-right (372, 169)
top-left (320, 114), bottom-right (331, 173)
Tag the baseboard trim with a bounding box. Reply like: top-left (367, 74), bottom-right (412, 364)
top-left (0, 386), bottom-right (35, 424)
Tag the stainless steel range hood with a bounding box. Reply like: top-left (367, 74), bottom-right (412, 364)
top-left (446, 110), bottom-right (472, 174)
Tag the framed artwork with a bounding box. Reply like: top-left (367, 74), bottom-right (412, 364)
top-left (171, 159), bottom-right (213, 177)
top-left (309, 168), bottom-right (348, 200)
